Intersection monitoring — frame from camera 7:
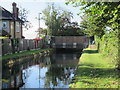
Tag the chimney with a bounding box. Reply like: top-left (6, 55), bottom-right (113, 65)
top-left (16, 8), bottom-right (19, 18)
top-left (12, 2), bottom-right (18, 18)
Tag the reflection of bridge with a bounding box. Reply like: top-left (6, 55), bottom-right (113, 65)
top-left (51, 36), bottom-right (89, 49)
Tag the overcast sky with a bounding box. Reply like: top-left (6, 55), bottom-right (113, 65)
top-left (0, 0), bottom-right (82, 39)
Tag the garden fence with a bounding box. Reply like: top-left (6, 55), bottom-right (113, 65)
top-left (1, 38), bottom-right (45, 55)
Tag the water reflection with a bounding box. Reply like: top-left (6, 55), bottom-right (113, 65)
top-left (2, 52), bottom-right (80, 89)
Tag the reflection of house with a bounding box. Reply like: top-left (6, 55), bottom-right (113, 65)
top-left (0, 2), bottom-right (23, 38)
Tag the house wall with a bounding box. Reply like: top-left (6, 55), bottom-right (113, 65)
top-left (9, 21), bottom-right (22, 38)
top-left (0, 21), bottom-right (2, 35)
top-left (1, 21), bottom-right (22, 38)
top-left (10, 21), bottom-right (14, 38)
top-left (15, 21), bottom-right (22, 38)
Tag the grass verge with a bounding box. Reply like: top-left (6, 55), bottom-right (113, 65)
top-left (70, 48), bottom-right (119, 88)
top-left (2, 48), bottom-right (53, 60)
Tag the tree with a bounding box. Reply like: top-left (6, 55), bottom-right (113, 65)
top-left (66, 1), bottom-right (119, 36)
top-left (19, 7), bottom-right (32, 30)
top-left (66, 1), bottom-right (120, 69)
top-left (36, 27), bottom-right (48, 38)
top-left (42, 3), bottom-right (84, 36)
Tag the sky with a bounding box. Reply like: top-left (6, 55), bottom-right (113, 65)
top-left (0, 0), bottom-right (82, 39)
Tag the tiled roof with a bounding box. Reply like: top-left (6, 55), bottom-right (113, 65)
top-left (0, 6), bottom-right (22, 21)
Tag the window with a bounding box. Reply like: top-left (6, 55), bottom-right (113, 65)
top-left (16, 22), bottom-right (20, 32)
top-left (2, 22), bottom-right (7, 30)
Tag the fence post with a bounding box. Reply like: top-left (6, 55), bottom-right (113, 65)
top-left (0, 39), bottom-right (1, 55)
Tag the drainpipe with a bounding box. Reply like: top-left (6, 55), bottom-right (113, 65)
top-left (13, 21), bottom-right (16, 38)
top-left (12, 2), bottom-right (17, 38)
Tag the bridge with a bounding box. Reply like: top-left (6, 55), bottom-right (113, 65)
top-left (50, 36), bottom-right (89, 49)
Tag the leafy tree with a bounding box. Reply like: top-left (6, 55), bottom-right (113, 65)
top-left (42, 3), bottom-right (84, 36)
top-left (66, 1), bottom-right (119, 36)
top-left (66, 1), bottom-right (120, 69)
top-left (36, 27), bottom-right (47, 38)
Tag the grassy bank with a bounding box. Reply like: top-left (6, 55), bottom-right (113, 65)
top-left (2, 48), bottom-right (53, 60)
top-left (70, 48), bottom-right (119, 88)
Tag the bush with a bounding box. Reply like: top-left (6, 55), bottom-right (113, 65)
top-left (95, 31), bottom-right (119, 68)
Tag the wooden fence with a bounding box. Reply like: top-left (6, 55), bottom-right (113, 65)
top-left (2, 38), bottom-right (45, 55)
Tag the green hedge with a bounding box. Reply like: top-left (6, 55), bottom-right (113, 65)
top-left (95, 31), bottom-right (119, 68)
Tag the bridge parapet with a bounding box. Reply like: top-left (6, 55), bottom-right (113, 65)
top-left (51, 36), bottom-right (89, 49)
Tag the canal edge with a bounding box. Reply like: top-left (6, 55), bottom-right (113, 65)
top-left (2, 48), bottom-right (55, 61)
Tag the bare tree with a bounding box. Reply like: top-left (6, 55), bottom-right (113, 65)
top-left (19, 7), bottom-right (32, 30)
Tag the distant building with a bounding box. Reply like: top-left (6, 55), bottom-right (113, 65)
top-left (0, 2), bottom-right (23, 38)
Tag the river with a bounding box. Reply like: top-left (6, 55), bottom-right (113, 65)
top-left (2, 49), bottom-right (81, 89)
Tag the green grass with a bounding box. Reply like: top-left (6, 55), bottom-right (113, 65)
top-left (2, 48), bottom-right (53, 60)
top-left (70, 48), bottom-right (119, 88)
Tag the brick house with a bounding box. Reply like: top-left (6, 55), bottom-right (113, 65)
top-left (0, 2), bottom-right (23, 38)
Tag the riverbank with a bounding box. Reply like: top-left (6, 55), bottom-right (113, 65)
top-left (2, 48), bottom-right (54, 60)
top-left (2, 48), bottom-right (55, 88)
top-left (70, 47), bottom-right (119, 88)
